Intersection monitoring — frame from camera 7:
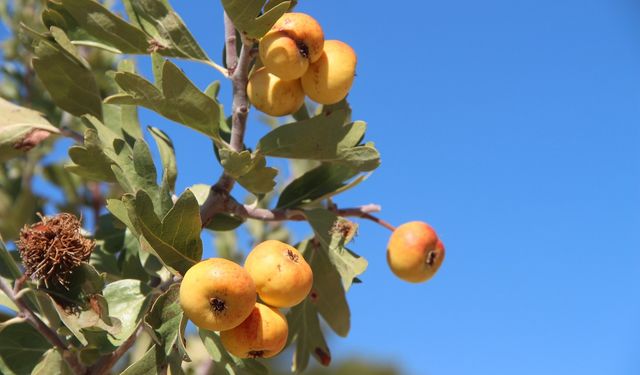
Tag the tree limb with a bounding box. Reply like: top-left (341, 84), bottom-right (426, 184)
top-left (0, 277), bottom-right (86, 375)
top-left (218, 195), bottom-right (394, 230)
top-left (200, 13), bottom-right (254, 226)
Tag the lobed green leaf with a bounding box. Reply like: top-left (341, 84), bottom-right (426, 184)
top-left (304, 209), bottom-right (367, 291)
top-left (125, 189), bottom-right (203, 276)
top-left (23, 25), bottom-right (102, 118)
top-left (287, 299), bottom-right (331, 372)
top-left (298, 240), bottom-right (350, 337)
top-left (257, 110), bottom-right (380, 171)
top-left (221, 0), bottom-right (291, 39)
top-left (122, 0), bottom-right (209, 60)
top-left (105, 58), bottom-right (223, 142)
top-left (145, 284), bottom-right (189, 359)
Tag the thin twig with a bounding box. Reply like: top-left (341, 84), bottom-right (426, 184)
top-left (60, 127), bottom-right (83, 143)
top-left (218, 195), bottom-right (393, 230)
top-left (88, 323), bottom-right (144, 375)
top-left (357, 213), bottom-right (397, 232)
top-left (0, 278), bottom-right (85, 374)
top-left (59, 112), bottom-right (83, 143)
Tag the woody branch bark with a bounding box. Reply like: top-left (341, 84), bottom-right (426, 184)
top-left (200, 13), bottom-right (254, 226)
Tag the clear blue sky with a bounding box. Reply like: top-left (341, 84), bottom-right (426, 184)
top-left (7, 0), bottom-right (640, 374)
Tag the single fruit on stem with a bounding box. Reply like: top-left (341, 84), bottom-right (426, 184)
top-left (301, 40), bottom-right (357, 105)
top-left (179, 258), bottom-right (256, 331)
top-left (387, 221), bottom-right (445, 283)
top-left (259, 12), bottom-right (324, 79)
top-left (244, 240), bottom-right (313, 308)
top-left (247, 67), bottom-right (305, 116)
top-left (220, 303), bottom-right (288, 359)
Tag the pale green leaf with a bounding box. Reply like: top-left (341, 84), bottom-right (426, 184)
top-left (276, 164), bottom-right (360, 209)
top-left (105, 59), bottom-right (222, 141)
top-left (23, 25), bottom-right (102, 118)
top-left (122, 0), bottom-right (209, 60)
top-left (257, 110), bottom-right (380, 171)
top-left (94, 214), bottom-right (126, 254)
top-left (218, 149), bottom-right (278, 195)
top-left (31, 349), bottom-right (73, 375)
top-left (304, 209), bottom-right (367, 291)
top-left (221, 0), bottom-right (290, 39)
top-left (0, 239), bottom-right (21, 280)
top-left (57, 0), bottom-right (150, 53)
top-left (120, 345), bottom-right (166, 375)
top-left (288, 300), bottom-right (331, 372)
top-left (199, 329), bottom-right (268, 375)
top-left (149, 126), bottom-right (177, 192)
top-left (103, 60), bottom-right (143, 142)
top-left (66, 128), bottom-right (118, 182)
top-left (0, 289), bottom-right (17, 312)
top-left (298, 240), bottom-right (350, 337)
top-left (103, 279), bottom-right (153, 346)
top-left (126, 189), bottom-right (202, 276)
top-left (145, 284), bottom-right (188, 359)
top-left (0, 97), bottom-right (59, 162)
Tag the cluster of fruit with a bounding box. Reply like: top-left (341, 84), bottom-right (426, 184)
top-left (179, 240), bottom-right (312, 359)
top-left (178, 221), bottom-right (444, 359)
top-left (248, 12), bottom-right (357, 116)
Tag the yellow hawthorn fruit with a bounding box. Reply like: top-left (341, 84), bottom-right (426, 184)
top-left (387, 221), bottom-right (446, 283)
top-left (301, 40), bottom-right (357, 105)
top-left (259, 12), bottom-right (324, 80)
top-left (179, 258), bottom-right (256, 331)
top-left (220, 302), bottom-right (288, 359)
top-left (259, 31), bottom-right (309, 80)
top-left (247, 67), bottom-right (304, 116)
top-left (244, 240), bottom-right (312, 308)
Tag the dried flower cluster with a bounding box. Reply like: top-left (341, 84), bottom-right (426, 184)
top-left (17, 213), bottom-right (94, 287)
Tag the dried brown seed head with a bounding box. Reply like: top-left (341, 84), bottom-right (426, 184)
top-left (16, 213), bottom-right (94, 288)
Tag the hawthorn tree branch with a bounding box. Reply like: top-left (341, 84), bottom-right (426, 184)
top-left (200, 13), bottom-right (255, 226)
top-left (224, 12), bottom-right (238, 74)
top-left (217, 195), bottom-right (393, 229)
top-left (0, 277), bottom-right (85, 374)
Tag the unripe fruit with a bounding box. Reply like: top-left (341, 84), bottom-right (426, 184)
top-left (301, 40), bottom-right (357, 105)
top-left (387, 221), bottom-right (445, 283)
top-left (259, 12), bottom-right (324, 79)
top-left (179, 258), bottom-right (256, 331)
top-left (220, 303), bottom-right (288, 359)
top-left (244, 240), bottom-right (312, 308)
top-left (247, 67), bottom-right (305, 116)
